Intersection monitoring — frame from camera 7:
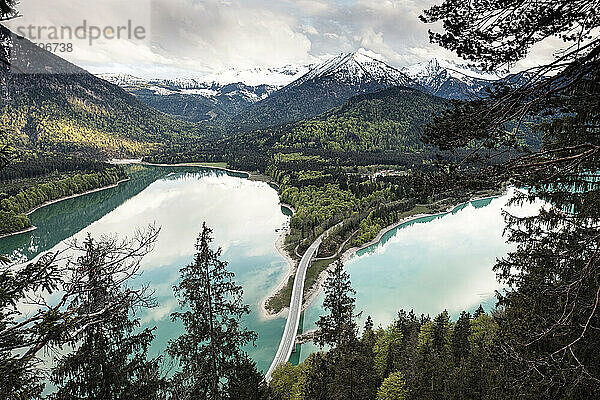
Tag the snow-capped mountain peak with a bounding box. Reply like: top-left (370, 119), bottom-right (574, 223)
top-left (402, 58), bottom-right (504, 83)
top-left (98, 64), bottom-right (312, 93)
top-left (292, 48), bottom-right (412, 88)
top-left (401, 58), bottom-right (504, 99)
top-left (352, 47), bottom-right (387, 63)
top-left (98, 73), bottom-right (148, 87)
top-left (197, 64), bottom-right (312, 87)
top-left (438, 58), bottom-right (505, 81)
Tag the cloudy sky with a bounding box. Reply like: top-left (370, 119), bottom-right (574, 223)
top-left (7, 0), bottom-right (563, 78)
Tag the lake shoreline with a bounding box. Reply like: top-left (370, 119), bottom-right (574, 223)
top-left (298, 192), bottom-right (506, 313)
top-left (259, 226), bottom-right (298, 320)
top-left (111, 159), bottom-right (254, 178)
top-left (0, 226), bottom-right (37, 239)
top-left (141, 162), bottom-right (250, 177)
top-left (0, 178), bottom-right (131, 240)
top-left (259, 202), bottom-right (298, 320)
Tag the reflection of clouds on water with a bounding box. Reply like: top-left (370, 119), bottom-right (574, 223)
top-left (309, 190), bottom-right (545, 336)
top-left (140, 270), bottom-right (180, 297)
top-left (3, 167), bottom-right (290, 373)
top-left (65, 171), bottom-right (290, 314)
top-left (63, 173), bottom-right (287, 274)
top-left (244, 242), bottom-right (278, 258)
top-left (240, 259), bottom-right (287, 304)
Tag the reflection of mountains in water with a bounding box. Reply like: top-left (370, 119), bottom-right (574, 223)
top-left (1, 165), bottom-right (255, 262)
top-left (161, 167), bottom-right (244, 183)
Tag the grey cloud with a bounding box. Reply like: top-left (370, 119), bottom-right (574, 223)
top-left (9, 0), bottom-right (566, 77)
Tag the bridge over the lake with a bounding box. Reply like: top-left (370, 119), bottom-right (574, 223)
top-left (265, 234), bottom-right (323, 382)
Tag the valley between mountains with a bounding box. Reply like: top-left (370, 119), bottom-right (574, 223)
top-left (0, 27), bottom-right (533, 315)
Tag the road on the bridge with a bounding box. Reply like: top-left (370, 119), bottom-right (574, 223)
top-left (265, 233), bottom-right (323, 382)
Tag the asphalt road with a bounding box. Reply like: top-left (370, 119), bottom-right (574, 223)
top-left (265, 234), bottom-right (323, 382)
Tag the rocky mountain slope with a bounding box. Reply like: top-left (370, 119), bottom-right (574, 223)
top-left (226, 49), bottom-right (422, 131)
top-left (97, 65), bottom-right (311, 123)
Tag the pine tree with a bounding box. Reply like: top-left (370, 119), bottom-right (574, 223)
top-left (312, 259), bottom-right (376, 400)
top-left (432, 311), bottom-right (452, 397)
top-left (377, 372), bottom-right (408, 400)
top-left (394, 310), bottom-right (421, 393)
top-left (269, 362), bottom-right (300, 400)
top-left (432, 311), bottom-right (450, 354)
top-left (364, 315), bottom-right (374, 333)
top-left (374, 325), bottom-right (403, 380)
top-left (451, 312), bottom-right (471, 400)
top-left (472, 305), bottom-right (484, 319)
top-left (421, 0), bottom-right (600, 397)
top-left (452, 312), bottom-right (471, 366)
top-left (1, 227), bottom-right (161, 399)
top-left (50, 234), bottom-right (165, 400)
top-left (315, 259), bottom-right (359, 348)
top-left (0, 256), bottom-right (55, 399)
top-left (297, 353), bottom-right (331, 400)
top-left (167, 223), bottom-right (258, 400)
top-left (362, 315), bottom-right (378, 376)
top-left (357, 316), bottom-right (382, 399)
top-left (227, 356), bottom-right (270, 400)
top-left (468, 312), bottom-right (502, 400)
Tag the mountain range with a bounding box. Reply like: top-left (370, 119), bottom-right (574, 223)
top-left (98, 65), bottom-right (311, 123)
top-left (0, 23), bottom-right (512, 161)
top-left (98, 49), bottom-right (505, 129)
top-left (225, 49), bottom-right (421, 131)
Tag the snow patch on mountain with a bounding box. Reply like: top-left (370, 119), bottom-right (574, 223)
top-left (200, 64), bottom-right (312, 87)
top-left (292, 48), bottom-right (412, 88)
top-left (402, 58), bottom-right (503, 85)
top-left (179, 88), bottom-right (219, 96)
top-left (400, 58), bottom-right (504, 99)
top-left (99, 73), bottom-right (148, 87)
top-left (98, 64), bottom-right (313, 102)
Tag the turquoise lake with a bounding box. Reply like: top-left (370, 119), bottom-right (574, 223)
top-left (0, 165), bottom-right (535, 372)
top-left (298, 193), bottom-right (540, 361)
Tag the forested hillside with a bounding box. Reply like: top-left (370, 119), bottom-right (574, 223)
top-left (0, 150), bottom-right (110, 183)
top-left (128, 82), bottom-right (278, 123)
top-left (276, 87), bottom-right (447, 152)
top-left (226, 78), bottom-right (391, 131)
top-left (0, 165), bottom-right (126, 235)
top-left (0, 26), bottom-right (214, 159)
top-left (147, 86), bottom-right (452, 167)
top-left (131, 90), bottom-right (227, 123)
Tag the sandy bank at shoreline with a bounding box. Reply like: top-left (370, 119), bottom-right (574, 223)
top-left (259, 224), bottom-right (298, 320)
